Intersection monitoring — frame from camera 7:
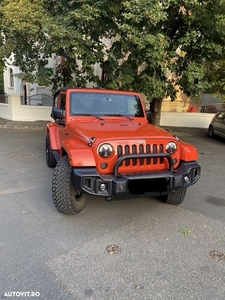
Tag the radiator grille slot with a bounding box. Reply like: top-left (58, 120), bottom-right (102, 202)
top-left (117, 144), bottom-right (164, 167)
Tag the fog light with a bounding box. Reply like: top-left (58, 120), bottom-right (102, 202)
top-left (99, 183), bottom-right (107, 192)
top-left (184, 176), bottom-right (190, 184)
top-left (118, 183), bottom-right (125, 192)
top-left (101, 162), bottom-right (108, 169)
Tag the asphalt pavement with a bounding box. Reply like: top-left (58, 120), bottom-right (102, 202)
top-left (0, 124), bottom-right (224, 300)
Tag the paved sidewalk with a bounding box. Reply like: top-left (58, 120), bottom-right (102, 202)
top-left (0, 117), bottom-right (208, 136)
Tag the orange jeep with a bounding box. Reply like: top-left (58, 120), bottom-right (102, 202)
top-left (46, 87), bottom-right (201, 214)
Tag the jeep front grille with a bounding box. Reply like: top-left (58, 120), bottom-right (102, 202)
top-left (117, 144), bottom-right (164, 166)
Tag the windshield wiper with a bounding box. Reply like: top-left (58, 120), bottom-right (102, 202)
top-left (74, 113), bottom-right (104, 120)
top-left (104, 114), bottom-right (133, 120)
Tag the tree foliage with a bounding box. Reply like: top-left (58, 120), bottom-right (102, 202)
top-left (203, 59), bottom-right (225, 101)
top-left (0, 0), bottom-right (225, 124)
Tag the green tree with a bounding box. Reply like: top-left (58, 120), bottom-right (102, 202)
top-left (1, 0), bottom-right (225, 125)
top-left (203, 60), bottom-right (225, 101)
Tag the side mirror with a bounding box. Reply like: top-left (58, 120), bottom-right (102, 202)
top-left (51, 108), bottom-right (64, 120)
top-left (146, 111), bottom-right (152, 123)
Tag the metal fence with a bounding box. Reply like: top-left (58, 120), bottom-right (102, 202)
top-left (21, 94), bottom-right (53, 106)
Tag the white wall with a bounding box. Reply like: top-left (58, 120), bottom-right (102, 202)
top-left (3, 65), bottom-right (22, 95)
top-left (160, 112), bottom-right (214, 128)
top-left (3, 55), bottom-right (55, 98)
top-left (0, 95), bottom-right (53, 121)
top-left (0, 102), bottom-right (12, 120)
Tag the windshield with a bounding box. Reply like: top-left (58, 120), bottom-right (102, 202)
top-left (70, 92), bottom-right (144, 118)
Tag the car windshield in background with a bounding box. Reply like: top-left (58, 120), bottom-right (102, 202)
top-left (70, 92), bottom-right (144, 117)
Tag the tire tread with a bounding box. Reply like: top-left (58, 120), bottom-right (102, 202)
top-left (52, 156), bottom-right (86, 214)
top-left (162, 188), bottom-right (187, 205)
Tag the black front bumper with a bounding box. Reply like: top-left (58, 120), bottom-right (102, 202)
top-left (73, 156), bottom-right (201, 199)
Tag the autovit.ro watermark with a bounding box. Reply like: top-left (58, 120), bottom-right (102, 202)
top-left (3, 291), bottom-right (40, 298)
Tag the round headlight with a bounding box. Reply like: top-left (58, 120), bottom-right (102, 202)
top-left (166, 142), bottom-right (177, 154)
top-left (99, 144), bottom-right (114, 158)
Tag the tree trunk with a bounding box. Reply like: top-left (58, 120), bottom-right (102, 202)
top-left (150, 98), bottom-right (163, 127)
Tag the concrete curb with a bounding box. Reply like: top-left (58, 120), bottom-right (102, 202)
top-left (0, 118), bottom-right (48, 130)
top-left (162, 126), bottom-right (208, 137)
top-left (0, 124), bottom-right (46, 130)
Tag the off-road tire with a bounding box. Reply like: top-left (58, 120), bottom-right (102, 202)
top-left (46, 134), bottom-right (57, 167)
top-left (52, 155), bottom-right (86, 214)
top-left (160, 188), bottom-right (187, 205)
top-left (208, 125), bottom-right (214, 137)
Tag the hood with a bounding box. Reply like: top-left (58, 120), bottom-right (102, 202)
top-left (67, 118), bottom-right (174, 144)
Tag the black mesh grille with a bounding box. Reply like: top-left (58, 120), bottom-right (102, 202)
top-left (117, 144), bottom-right (164, 166)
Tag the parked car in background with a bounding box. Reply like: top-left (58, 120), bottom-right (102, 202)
top-left (201, 103), bottom-right (225, 113)
top-left (208, 110), bottom-right (225, 138)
